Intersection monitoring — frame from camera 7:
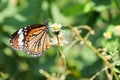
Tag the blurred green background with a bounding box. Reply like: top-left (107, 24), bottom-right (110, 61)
top-left (0, 0), bottom-right (120, 80)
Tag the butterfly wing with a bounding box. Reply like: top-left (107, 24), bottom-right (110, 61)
top-left (24, 25), bottom-right (50, 57)
top-left (10, 28), bottom-right (25, 50)
top-left (10, 24), bottom-right (50, 57)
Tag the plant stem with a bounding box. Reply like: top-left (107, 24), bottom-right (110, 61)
top-left (82, 36), bottom-right (119, 80)
top-left (56, 34), bottom-right (67, 79)
top-left (72, 28), bottom-right (119, 80)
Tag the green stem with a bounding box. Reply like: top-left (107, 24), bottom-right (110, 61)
top-left (56, 35), bottom-right (60, 79)
top-left (56, 35), bottom-right (61, 56)
top-left (56, 34), bottom-right (67, 78)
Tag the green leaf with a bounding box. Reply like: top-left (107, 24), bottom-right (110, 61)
top-left (63, 3), bottom-right (84, 16)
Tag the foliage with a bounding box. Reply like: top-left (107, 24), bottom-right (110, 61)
top-left (0, 0), bottom-right (120, 80)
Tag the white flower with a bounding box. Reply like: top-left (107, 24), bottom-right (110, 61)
top-left (49, 23), bottom-right (62, 32)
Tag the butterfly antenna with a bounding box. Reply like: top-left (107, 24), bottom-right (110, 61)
top-left (45, 20), bottom-right (49, 26)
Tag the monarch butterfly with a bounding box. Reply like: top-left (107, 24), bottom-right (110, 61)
top-left (10, 22), bottom-right (50, 57)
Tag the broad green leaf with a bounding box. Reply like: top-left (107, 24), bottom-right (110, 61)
top-left (63, 3), bottom-right (85, 16)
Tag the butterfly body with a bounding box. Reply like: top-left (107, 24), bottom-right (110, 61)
top-left (10, 24), bottom-right (50, 57)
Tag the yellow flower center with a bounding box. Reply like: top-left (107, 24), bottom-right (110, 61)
top-left (53, 25), bottom-right (59, 30)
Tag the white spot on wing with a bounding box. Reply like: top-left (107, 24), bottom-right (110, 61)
top-left (18, 29), bottom-right (24, 46)
top-left (24, 26), bottom-right (27, 29)
top-left (18, 29), bottom-right (23, 34)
